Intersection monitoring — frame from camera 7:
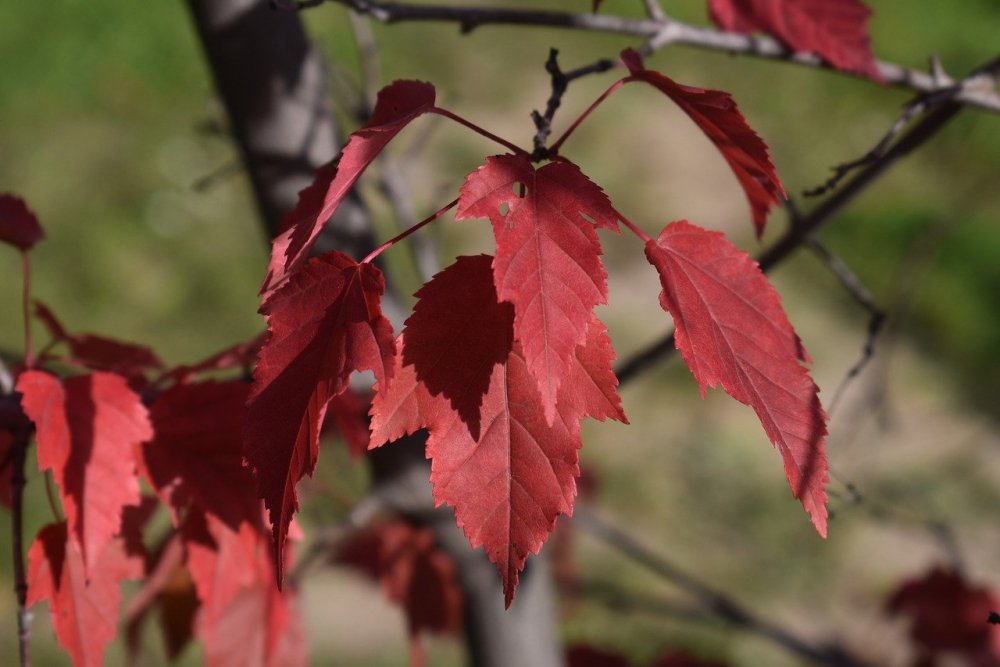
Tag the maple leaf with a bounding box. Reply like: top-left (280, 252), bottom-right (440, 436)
top-left (166, 332), bottom-right (266, 384)
top-left (139, 381), bottom-right (259, 532)
top-left (457, 155), bottom-right (617, 422)
top-left (245, 249), bottom-right (395, 580)
top-left (35, 301), bottom-right (164, 382)
top-left (402, 254), bottom-right (516, 440)
top-left (17, 370), bottom-right (153, 571)
top-left (183, 510), bottom-right (308, 667)
top-left (620, 49), bottom-right (784, 236)
top-left (708, 0), bottom-right (882, 81)
top-left (263, 80), bottom-right (436, 297)
top-left (887, 566), bottom-right (1000, 661)
top-left (0, 193), bottom-right (44, 251)
top-left (644, 221), bottom-right (828, 535)
top-left (27, 522), bottom-right (144, 667)
top-left (371, 255), bottom-right (624, 604)
top-left (337, 520), bottom-right (463, 661)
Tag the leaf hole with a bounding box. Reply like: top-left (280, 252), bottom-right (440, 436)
top-left (499, 202), bottom-right (510, 217)
top-left (512, 182), bottom-right (526, 198)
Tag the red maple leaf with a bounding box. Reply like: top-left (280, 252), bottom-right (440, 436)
top-left (887, 566), bottom-right (1000, 662)
top-left (402, 254), bottom-right (516, 440)
top-left (371, 255), bottom-right (624, 604)
top-left (183, 510), bottom-right (307, 667)
top-left (166, 332), bottom-right (265, 384)
top-left (644, 221), bottom-right (828, 535)
top-left (457, 155), bottom-right (617, 422)
top-left (17, 370), bottom-right (154, 571)
top-left (708, 0), bottom-right (882, 81)
top-left (621, 49), bottom-right (784, 236)
top-left (245, 249), bottom-right (395, 580)
top-left (27, 522), bottom-right (144, 667)
top-left (139, 381), bottom-right (259, 532)
top-left (35, 302), bottom-right (164, 382)
top-left (263, 80), bottom-right (436, 297)
top-left (0, 193), bottom-right (44, 251)
top-left (337, 519), bottom-right (463, 659)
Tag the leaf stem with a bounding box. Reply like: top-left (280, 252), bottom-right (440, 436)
top-left (362, 197), bottom-right (459, 265)
top-left (21, 253), bottom-right (33, 370)
top-left (619, 213), bottom-right (653, 243)
top-left (430, 108), bottom-right (528, 156)
top-left (549, 78), bottom-right (627, 153)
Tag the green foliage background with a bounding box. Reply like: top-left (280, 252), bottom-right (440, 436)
top-left (0, 1), bottom-right (997, 665)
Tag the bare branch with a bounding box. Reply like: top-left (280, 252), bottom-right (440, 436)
top-left (331, 0), bottom-right (1000, 114)
top-left (574, 505), bottom-right (872, 667)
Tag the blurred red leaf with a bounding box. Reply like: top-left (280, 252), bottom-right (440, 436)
top-left (27, 522), bottom-right (143, 667)
top-left (708, 0), bottom-right (882, 80)
top-left (17, 370), bottom-right (152, 571)
top-left (0, 193), bottom-right (44, 251)
top-left (888, 566), bottom-right (1000, 662)
top-left (139, 381), bottom-right (259, 532)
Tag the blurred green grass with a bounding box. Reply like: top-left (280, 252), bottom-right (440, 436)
top-left (1, 1), bottom-right (998, 665)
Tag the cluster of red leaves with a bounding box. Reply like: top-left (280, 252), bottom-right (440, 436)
top-left (0, 201), bottom-right (308, 667)
top-left (887, 566), bottom-right (1000, 666)
top-left (336, 519), bottom-right (463, 666)
top-left (247, 48), bottom-right (828, 606)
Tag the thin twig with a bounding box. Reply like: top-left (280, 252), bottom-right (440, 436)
top-left (574, 505), bottom-right (871, 667)
top-left (331, 0), bottom-right (1000, 114)
top-left (804, 238), bottom-right (884, 416)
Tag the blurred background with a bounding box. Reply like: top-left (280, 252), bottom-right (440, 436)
top-left (0, 0), bottom-right (997, 665)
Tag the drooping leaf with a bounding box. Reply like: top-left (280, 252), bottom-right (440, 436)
top-left (27, 522), bottom-right (144, 667)
top-left (246, 250), bottom-right (395, 580)
top-left (887, 566), bottom-right (1000, 661)
top-left (35, 302), bottom-right (164, 382)
top-left (428, 341), bottom-right (582, 607)
top-left (167, 333), bottom-right (266, 384)
top-left (139, 381), bottom-right (259, 532)
top-left (183, 511), bottom-right (307, 667)
top-left (17, 370), bottom-right (153, 571)
top-left (708, 0), bottom-right (882, 80)
top-left (368, 336), bottom-right (443, 448)
top-left (457, 155), bottom-right (616, 421)
top-left (621, 49), bottom-right (784, 236)
top-left (0, 193), bottom-right (44, 251)
top-left (263, 80), bottom-right (436, 297)
top-left (402, 254), bottom-right (515, 440)
top-left (644, 221), bottom-right (828, 535)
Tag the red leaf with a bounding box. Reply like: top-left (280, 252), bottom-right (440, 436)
top-left (644, 221), bottom-right (828, 535)
top-left (887, 566), bottom-right (1000, 660)
top-left (428, 340), bottom-right (582, 607)
top-left (368, 336), bottom-right (443, 448)
top-left (402, 254), bottom-right (516, 440)
top-left (17, 370), bottom-right (153, 571)
top-left (246, 250), bottom-right (395, 580)
top-left (263, 80), bottom-right (436, 296)
top-left (457, 155), bottom-right (616, 421)
top-left (35, 302), bottom-right (164, 381)
top-left (184, 511), bottom-right (307, 667)
top-left (27, 522), bottom-right (143, 667)
top-left (0, 193), bottom-right (44, 251)
top-left (139, 381), bottom-right (259, 532)
top-left (621, 50), bottom-right (784, 236)
top-left (337, 520), bottom-right (463, 641)
top-left (167, 333), bottom-right (266, 384)
top-left (708, 0), bottom-right (882, 81)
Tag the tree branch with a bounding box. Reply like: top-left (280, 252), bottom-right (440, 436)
top-left (325, 0), bottom-right (1000, 114)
